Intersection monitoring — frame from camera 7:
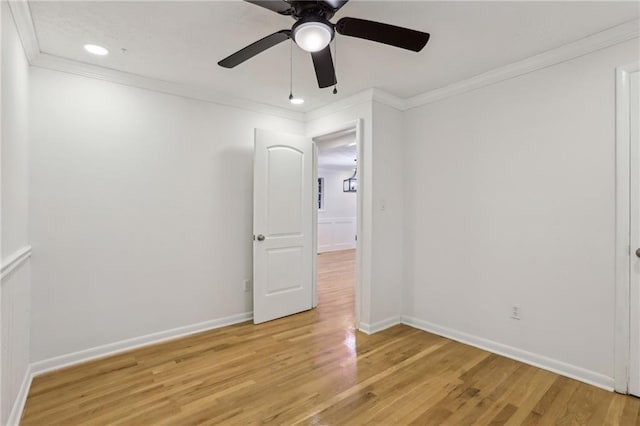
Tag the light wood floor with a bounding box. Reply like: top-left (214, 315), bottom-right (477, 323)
top-left (21, 249), bottom-right (640, 425)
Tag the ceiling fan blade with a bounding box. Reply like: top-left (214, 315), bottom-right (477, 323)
top-left (336, 17), bottom-right (430, 52)
top-left (311, 45), bottom-right (337, 88)
top-left (322, 0), bottom-right (349, 12)
top-left (243, 0), bottom-right (294, 15)
top-left (218, 30), bottom-right (291, 68)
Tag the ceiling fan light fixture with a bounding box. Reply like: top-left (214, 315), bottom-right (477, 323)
top-left (293, 20), bottom-right (333, 53)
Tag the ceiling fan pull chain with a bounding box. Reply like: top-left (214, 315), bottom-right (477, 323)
top-left (333, 36), bottom-right (338, 95)
top-left (289, 40), bottom-right (293, 99)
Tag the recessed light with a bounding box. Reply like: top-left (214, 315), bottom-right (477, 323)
top-left (83, 44), bottom-right (109, 56)
top-left (288, 94), bottom-right (304, 105)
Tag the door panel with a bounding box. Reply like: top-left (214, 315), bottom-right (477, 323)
top-left (266, 247), bottom-right (303, 294)
top-left (267, 146), bottom-right (304, 235)
top-left (254, 129), bottom-right (313, 324)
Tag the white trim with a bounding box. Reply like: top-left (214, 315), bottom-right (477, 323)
top-left (7, 0), bottom-right (304, 122)
top-left (306, 90), bottom-right (375, 122)
top-left (358, 316), bottom-right (401, 335)
top-left (401, 316), bottom-right (615, 391)
top-left (305, 88), bottom-right (404, 122)
top-left (9, 0), bottom-right (637, 121)
top-left (615, 61), bottom-right (640, 393)
top-left (1, 246), bottom-right (32, 281)
top-left (32, 54), bottom-right (305, 122)
top-left (312, 142), bottom-right (319, 309)
top-left (405, 20), bottom-right (639, 110)
top-left (30, 312), bottom-right (252, 376)
top-left (7, 0), bottom-right (38, 63)
top-left (371, 89), bottom-right (405, 111)
top-left (354, 118), bottom-right (366, 331)
top-left (6, 365), bottom-right (32, 426)
top-left (6, 312), bottom-right (252, 424)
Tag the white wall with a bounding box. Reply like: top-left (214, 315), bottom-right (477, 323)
top-left (306, 96), bottom-right (406, 330)
top-left (370, 102), bottom-right (404, 326)
top-left (317, 167), bottom-right (356, 253)
top-left (403, 39), bottom-right (640, 386)
top-left (1, 2), bottom-right (31, 423)
top-left (29, 67), bottom-right (303, 362)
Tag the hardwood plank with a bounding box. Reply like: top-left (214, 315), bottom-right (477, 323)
top-left (20, 249), bottom-right (640, 425)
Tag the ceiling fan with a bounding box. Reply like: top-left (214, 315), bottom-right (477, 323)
top-left (218, 0), bottom-right (430, 89)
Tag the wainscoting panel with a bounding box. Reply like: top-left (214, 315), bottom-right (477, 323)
top-left (317, 217), bottom-right (356, 253)
top-left (1, 247), bottom-right (31, 425)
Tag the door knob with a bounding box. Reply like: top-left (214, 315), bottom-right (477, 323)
top-left (636, 248), bottom-right (640, 258)
top-left (256, 234), bottom-right (265, 241)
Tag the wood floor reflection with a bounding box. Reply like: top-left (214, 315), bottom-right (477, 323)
top-left (21, 249), bottom-right (640, 424)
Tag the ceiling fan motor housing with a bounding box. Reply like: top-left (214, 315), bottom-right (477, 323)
top-left (288, 1), bottom-right (338, 20)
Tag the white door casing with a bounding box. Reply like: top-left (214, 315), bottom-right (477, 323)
top-left (253, 129), bottom-right (313, 324)
top-left (615, 62), bottom-right (640, 395)
top-left (629, 69), bottom-right (639, 396)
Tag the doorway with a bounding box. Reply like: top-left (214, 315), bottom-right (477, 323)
top-left (312, 121), bottom-right (362, 327)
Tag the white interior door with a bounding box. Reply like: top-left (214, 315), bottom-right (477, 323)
top-left (253, 129), bottom-right (314, 324)
top-left (630, 70), bottom-right (640, 396)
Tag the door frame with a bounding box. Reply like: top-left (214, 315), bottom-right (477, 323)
top-left (614, 61), bottom-right (640, 393)
top-left (310, 119), bottom-right (364, 328)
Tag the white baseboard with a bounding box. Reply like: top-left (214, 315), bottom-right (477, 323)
top-left (401, 315), bottom-right (614, 391)
top-left (31, 312), bottom-right (253, 376)
top-left (6, 312), bottom-right (252, 425)
top-left (6, 365), bottom-right (33, 426)
top-left (359, 316), bottom-right (401, 335)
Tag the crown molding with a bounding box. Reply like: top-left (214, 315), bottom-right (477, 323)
top-left (305, 89), bottom-right (375, 122)
top-left (7, 0), bottom-right (39, 63)
top-left (9, 0), bottom-right (304, 122)
top-left (32, 53), bottom-right (305, 121)
top-left (8, 0), bottom-right (639, 121)
top-left (304, 88), bottom-right (405, 122)
top-left (371, 88), bottom-right (405, 111)
top-left (405, 19), bottom-right (640, 110)
top-left (306, 19), bottom-right (639, 116)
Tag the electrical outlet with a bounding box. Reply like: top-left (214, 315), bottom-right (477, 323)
top-left (243, 279), bottom-right (252, 292)
top-left (511, 306), bottom-right (521, 320)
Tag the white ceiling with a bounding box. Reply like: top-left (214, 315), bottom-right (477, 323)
top-left (29, 1), bottom-right (639, 112)
top-left (318, 140), bottom-right (357, 169)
